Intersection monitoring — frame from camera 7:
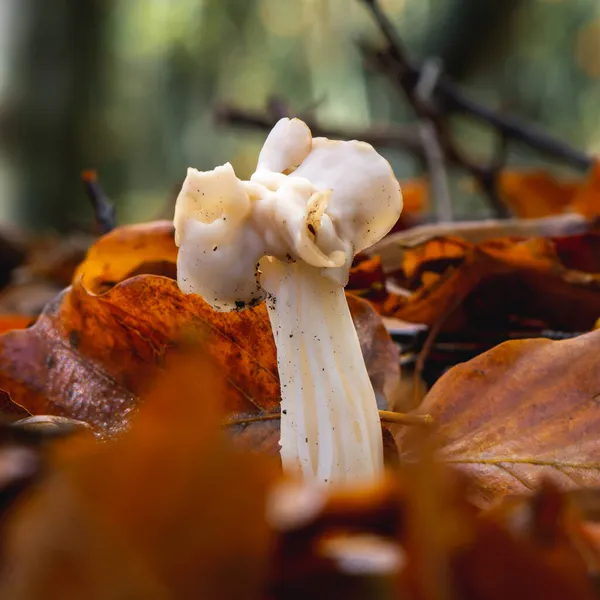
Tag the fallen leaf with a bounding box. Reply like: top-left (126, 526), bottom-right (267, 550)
top-left (73, 220), bottom-right (177, 293)
top-left (0, 280), bottom-right (64, 317)
top-left (484, 481), bottom-right (600, 576)
top-left (0, 315), bottom-right (31, 334)
top-left (497, 162), bottom-right (600, 220)
top-left (0, 275), bottom-right (399, 453)
top-left (573, 160), bottom-right (600, 219)
top-left (499, 169), bottom-right (579, 218)
top-left (0, 350), bottom-right (277, 599)
top-left (0, 389), bottom-right (29, 421)
top-left (389, 178), bottom-right (429, 233)
top-left (351, 233), bottom-right (600, 333)
top-left (400, 331), bottom-right (600, 506)
top-left (26, 232), bottom-right (94, 287)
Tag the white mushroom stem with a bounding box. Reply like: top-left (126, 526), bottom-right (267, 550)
top-left (173, 118), bottom-right (402, 486)
top-left (262, 258), bottom-right (384, 485)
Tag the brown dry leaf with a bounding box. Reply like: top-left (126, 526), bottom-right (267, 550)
top-left (267, 460), bottom-right (597, 599)
top-left (0, 350), bottom-right (277, 600)
top-left (73, 220), bottom-right (177, 293)
top-left (0, 275), bottom-right (399, 453)
top-left (351, 233), bottom-right (600, 333)
top-left (400, 331), bottom-right (600, 507)
top-left (497, 162), bottom-right (600, 220)
top-left (0, 280), bottom-right (65, 317)
top-left (0, 315), bottom-right (31, 334)
top-left (399, 460), bottom-right (597, 600)
top-left (573, 160), bottom-right (600, 219)
top-left (484, 482), bottom-right (600, 576)
top-left (26, 232), bottom-right (94, 287)
top-left (388, 178), bottom-right (430, 233)
top-left (0, 389), bottom-right (29, 421)
top-left (499, 169), bottom-right (579, 218)
top-left (400, 178), bottom-right (429, 216)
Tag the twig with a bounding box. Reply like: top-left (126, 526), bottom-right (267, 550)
top-left (358, 27), bottom-right (510, 217)
top-left (223, 409), bottom-right (433, 428)
top-left (359, 0), bottom-right (591, 171)
top-left (413, 290), bottom-right (469, 405)
top-left (369, 213), bottom-right (591, 272)
top-left (81, 170), bottom-right (116, 234)
top-left (416, 59), bottom-right (453, 222)
top-left (214, 104), bottom-right (424, 158)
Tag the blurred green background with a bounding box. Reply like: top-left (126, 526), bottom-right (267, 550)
top-left (0, 0), bottom-right (598, 231)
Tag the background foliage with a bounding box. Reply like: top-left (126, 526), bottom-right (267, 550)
top-left (0, 0), bottom-right (599, 229)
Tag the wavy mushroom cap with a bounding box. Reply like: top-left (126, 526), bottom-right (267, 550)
top-left (174, 163), bottom-right (266, 311)
top-left (173, 117), bottom-right (403, 308)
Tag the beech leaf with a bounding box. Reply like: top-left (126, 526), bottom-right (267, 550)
top-left (0, 275), bottom-right (400, 454)
top-left (400, 332), bottom-right (600, 505)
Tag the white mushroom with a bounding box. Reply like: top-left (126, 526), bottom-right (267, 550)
top-left (174, 118), bottom-right (402, 486)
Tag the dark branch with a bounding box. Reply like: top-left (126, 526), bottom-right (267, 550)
top-left (214, 104), bottom-right (424, 158)
top-left (81, 170), bottom-right (116, 235)
top-left (359, 0), bottom-right (592, 170)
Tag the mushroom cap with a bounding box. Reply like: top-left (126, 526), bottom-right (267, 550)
top-left (256, 118), bottom-right (312, 174)
top-left (174, 163), bottom-right (266, 311)
top-left (173, 118), bottom-right (403, 309)
top-left (293, 138), bottom-right (402, 254)
top-left (174, 163), bottom-right (250, 246)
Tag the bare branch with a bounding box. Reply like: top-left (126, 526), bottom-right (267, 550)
top-left (369, 213), bottom-right (591, 273)
top-left (214, 104), bottom-right (424, 157)
top-left (359, 0), bottom-right (591, 170)
top-left (81, 170), bottom-right (116, 235)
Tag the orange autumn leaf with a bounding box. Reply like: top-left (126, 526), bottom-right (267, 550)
top-left (499, 169), bottom-right (579, 218)
top-left (399, 178), bottom-right (429, 215)
top-left (73, 220), bottom-right (177, 293)
top-left (0, 351), bottom-right (277, 599)
top-left (0, 388), bottom-right (29, 421)
top-left (497, 160), bottom-right (600, 220)
top-left (572, 160), bottom-right (600, 220)
top-left (0, 275), bottom-right (399, 452)
top-left (0, 315), bottom-right (32, 335)
top-left (351, 233), bottom-right (600, 333)
top-left (401, 237), bottom-right (468, 281)
top-left (400, 331), bottom-right (600, 506)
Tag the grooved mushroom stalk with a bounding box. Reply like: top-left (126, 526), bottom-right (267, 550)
top-left (263, 259), bottom-right (383, 483)
top-left (174, 118), bottom-right (403, 486)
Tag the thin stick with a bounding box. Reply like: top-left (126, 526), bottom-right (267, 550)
top-left (359, 0), bottom-right (591, 170)
top-left (224, 409), bottom-right (433, 428)
top-left (214, 104), bottom-right (424, 157)
top-left (81, 170), bottom-right (116, 234)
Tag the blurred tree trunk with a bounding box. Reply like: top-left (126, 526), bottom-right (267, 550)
top-left (425, 0), bottom-right (524, 82)
top-left (13, 0), bottom-right (112, 231)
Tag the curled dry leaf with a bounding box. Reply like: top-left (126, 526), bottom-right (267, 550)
top-left (499, 169), bottom-right (580, 218)
top-left (0, 275), bottom-right (399, 454)
top-left (0, 389), bottom-right (29, 421)
top-left (267, 462), bottom-right (597, 599)
top-left (399, 331), bottom-right (600, 506)
top-left (498, 160), bottom-right (600, 220)
top-left (0, 316), bottom-right (31, 335)
top-left (73, 220), bottom-right (177, 293)
top-left (0, 351), bottom-right (277, 600)
top-left (351, 233), bottom-right (600, 333)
